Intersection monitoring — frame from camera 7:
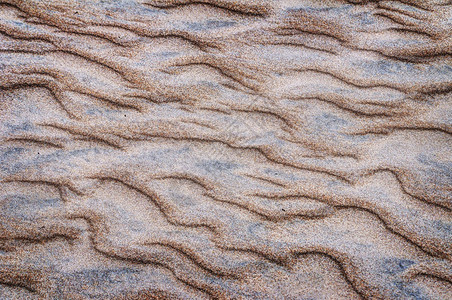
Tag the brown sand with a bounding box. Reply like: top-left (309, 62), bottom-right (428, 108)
top-left (0, 0), bottom-right (451, 299)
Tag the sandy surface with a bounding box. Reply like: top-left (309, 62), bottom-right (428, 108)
top-left (0, 0), bottom-right (451, 299)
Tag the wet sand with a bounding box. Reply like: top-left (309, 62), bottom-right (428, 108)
top-left (1, 0), bottom-right (451, 299)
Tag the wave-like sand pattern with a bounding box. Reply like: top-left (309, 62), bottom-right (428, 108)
top-left (1, 0), bottom-right (451, 299)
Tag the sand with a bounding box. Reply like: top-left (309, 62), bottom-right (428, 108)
top-left (0, 0), bottom-right (451, 299)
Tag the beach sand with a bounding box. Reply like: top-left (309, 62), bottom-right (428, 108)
top-left (0, 0), bottom-right (451, 298)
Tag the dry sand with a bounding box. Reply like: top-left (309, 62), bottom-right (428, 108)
top-left (0, 0), bottom-right (451, 299)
